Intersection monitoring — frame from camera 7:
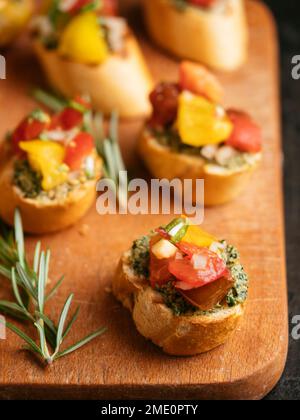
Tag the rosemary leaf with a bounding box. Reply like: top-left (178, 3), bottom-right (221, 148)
top-left (32, 89), bottom-right (66, 113)
top-left (56, 294), bottom-right (74, 351)
top-left (11, 268), bottom-right (26, 310)
top-left (0, 301), bottom-right (30, 321)
top-left (3, 320), bottom-right (43, 357)
top-left (34, 320), bottom-right (51, 362)
top-left (16, 263), bottom-right (36, 299)
top-left (0, 264), bottom-right (12, 280)
top-left (34, 312), bottom-right (57, 350)
top-left (109, 111), bottom-right (119, 144)
top-left (33, 242), bottom-right (41, 274)
top-left (62, 306), bottom-right (80, 341)
top-left (103, 139), bottom-right (117, 183)
top-left (94, 112), bottom-right (105, 147)
top-left (54, 327), bottom-right (107, 360)
top-left (35, 312), bottom-right (57, 336)
top-left (45, 275), bottom-right (65, 302)
top-left (14, 210), bottom-right (25, 269)
top-left (37, 252), bottom-right (46, 314)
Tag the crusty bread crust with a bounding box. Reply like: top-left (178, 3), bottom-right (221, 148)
top-left (0, 0), bottom-right (33, 47)
top-left (34, 34), bottom-right (154, 118)
top-left (138, 130), bottom-right (261, 206)
top-left (144, 0), bottom-right (248, 71)
top-left (113, 250), bottom-right (245, 356)
top-left (0, 158), bottom-right (100, 234)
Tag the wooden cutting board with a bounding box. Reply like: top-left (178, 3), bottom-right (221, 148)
top-left (0, 1), bottom-right (288, 400)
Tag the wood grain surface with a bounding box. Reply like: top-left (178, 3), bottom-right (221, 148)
top-left (0, 1), bottom-right (288, 400)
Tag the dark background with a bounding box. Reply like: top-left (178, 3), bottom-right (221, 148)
top-left (263, 0), bottom-right (300, 400)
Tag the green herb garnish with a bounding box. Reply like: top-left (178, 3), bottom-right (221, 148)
top-left (164, 217), bottom-right (189, 243)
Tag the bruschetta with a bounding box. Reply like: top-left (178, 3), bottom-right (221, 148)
top-left (0, 0), bottom-right (33, 47)
top-left (138, 61), bottom-right (262, 206)
top-left (0, 96), bottom-right (102, 234)
top-left (143, 0), bottom-right (248, 71)
top-left (113, 216), bottom-right (248, 356)
top-left (31, 0), bottom-right (153, 118)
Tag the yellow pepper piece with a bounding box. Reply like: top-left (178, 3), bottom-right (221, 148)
top-left (177, 92), bottom-right (233, 147)
top-left (0, 0), bottom-right (33, 47)
top-left (19, 141), bottom-right (69, 191)
top-left (58, 12), bottom-right (109, 65)
top-left (182, 225), bottom-right (218, 248)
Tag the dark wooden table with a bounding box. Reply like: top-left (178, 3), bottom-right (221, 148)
top-left (264, 0), bottom-right (300, 400)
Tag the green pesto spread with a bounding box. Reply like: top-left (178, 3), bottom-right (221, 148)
top-left (14, 160), bottom-right (42, 199)
top-left (151, 128), bottom-right (258, 171)
top-left (129, 235), bottom-right (248, 316)
top-left (130, 236), bottom-right (150, 278)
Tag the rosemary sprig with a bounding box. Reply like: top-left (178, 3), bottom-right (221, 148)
top-left (32, 88), bottom-right (128, 209)
top-left (0, 210), bottom-right (107, 365)
top-left (32, 89), bottom-right (66, 113)
top-left (92, 111), bottom-right (128, 210)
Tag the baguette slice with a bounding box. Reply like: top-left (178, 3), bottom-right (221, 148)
top-left (0, 0), bottom-right (33, 47)
top-left (113, 250), bottom-right (245, 356)
top-left (34, 34), bottom-right (154, 118)
top-left (0, 157), bottom-right (100, 234)
top-left (143, 0), bottom-right (248, 71)
top-left (138, 130), bottom-right (261, 206)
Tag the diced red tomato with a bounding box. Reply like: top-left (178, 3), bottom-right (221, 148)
top-left (12, 113), bottom-right (50, 154)
top-left (168, 243), bottom-right (228, 290)
top-left (226, 110), bottom-right (262, 153)
top-left (179, 61), bottom-right (224, 103)
top-left (60, 0), bottom-right (118, 15)
top-left (73, 95), bottom-right (91, 110)
top-left (51, 108), bottom-right (83, 131)
top-left (149, 83), bottom-right (180, 128)
top-left (50, 96), bottom-right (90, 130)
top-left (64, 132), bottom-right (94, 170)
top-left (155, 227), bottom-right (171, 241)
top-left (101, 0), bottom-right (118, 16)
top-left (60, 0), bottom-right (92, 14)
top-left (187, 0), bottom-right (216, 8)
top-left (150, 236), bottom-right (175, 288)
top-left (176, 242), bottom-right (204, 259)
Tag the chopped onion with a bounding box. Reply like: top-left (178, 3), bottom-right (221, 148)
top-left (101, 17), bottom-right (127, 53)
top-left (192, 254), bottom-right (207, 270)
top-left (42, 127), bottom-right (80, 144)
top-left (201, 144), bottom-right (218, 160)
top-left (59, 0), bottom-right (78, 12)
top-left (215, 145), bottom-right (237, 166)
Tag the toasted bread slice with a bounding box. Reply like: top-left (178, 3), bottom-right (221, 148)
top-left (113, 250), bottom-right (245, 356)
top-left (138, 130), bottom-right (261, 206)
top-left (0, 157), bottom-right (100, 234)
top-left (34, 34), bottom-right (154, 119)
top-left (144, 0), bottom-right (248, 71)
top-left (0, 0), bottom-right (33, 47)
